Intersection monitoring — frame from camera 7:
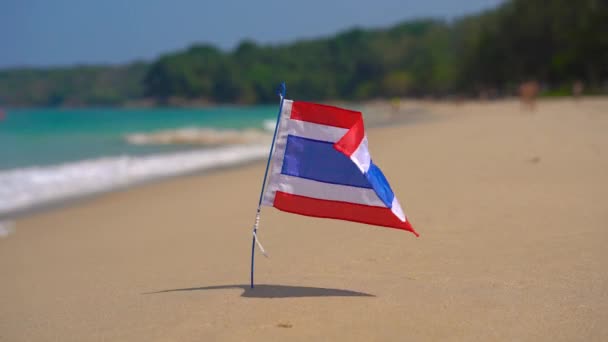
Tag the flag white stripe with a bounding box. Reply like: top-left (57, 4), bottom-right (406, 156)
top-left (262, 100), bottom-right (292, 206)
top-left (350, 136), bottom-right (371, 172)
top-left (266, 174), bottom-right (386, 208)
top-left (284, 119), bottom-right (348, 143)
top-left (391, 197), bottom-right (406, 222)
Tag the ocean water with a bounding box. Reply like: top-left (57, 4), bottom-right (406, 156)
top-left (0, 106), bottom-right (277, 217)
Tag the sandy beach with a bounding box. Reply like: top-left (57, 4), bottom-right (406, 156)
top-left (1, 98), bottom-right (607, 341)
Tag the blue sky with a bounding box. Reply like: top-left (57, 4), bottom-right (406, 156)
top-left (1, 0), bottom-right (503, 68)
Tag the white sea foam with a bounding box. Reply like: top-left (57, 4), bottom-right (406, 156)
top-left (263, 119), bottom-right (277, 132)
top-left (125, 127), bottom-right (272, 146)
top-left (0, 145), bottom-right (269, 216)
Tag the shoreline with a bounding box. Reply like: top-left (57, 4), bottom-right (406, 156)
top-left (0, 157), bottom-right (269, 222)
top-left (0, 102), bottom-right (431, 220)
top-left (0, 145), bottom-right (270, 220)
top-left (4, 96), bottom-right (604, 221)
top-left (4, 94), bottom-right (608, 110)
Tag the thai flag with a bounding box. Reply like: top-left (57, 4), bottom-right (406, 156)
top-left (262, 100), bottom-right (418, 237)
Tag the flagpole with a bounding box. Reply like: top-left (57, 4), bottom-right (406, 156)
top-left (250, 82), bottom-right (286, 289)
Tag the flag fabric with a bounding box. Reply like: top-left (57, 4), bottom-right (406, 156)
top-left (262, 100), bottom-right (418, 236)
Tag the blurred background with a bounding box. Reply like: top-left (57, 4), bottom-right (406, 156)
top-left (1, 0), bottom-right (606, 106)
top-left (0, 0), bottom-right (606, 218)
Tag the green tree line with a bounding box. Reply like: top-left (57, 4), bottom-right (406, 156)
top-left (0, 63), bottom-right (147, 107)
top-left (0, 0), bottom-right (606, 107)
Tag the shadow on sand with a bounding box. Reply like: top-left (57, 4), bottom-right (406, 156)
top-left (145, 284), bottom-right (374, 298)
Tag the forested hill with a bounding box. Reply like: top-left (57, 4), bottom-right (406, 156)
top-left (1, 0), bottom-right (606, 107)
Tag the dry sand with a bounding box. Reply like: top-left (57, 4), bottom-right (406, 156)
top-left (1, 98), bottom-right (607, 341)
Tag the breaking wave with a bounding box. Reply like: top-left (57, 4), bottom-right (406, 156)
top-left (0, 145), bottom-right (269, 216)
top-left (125, 126), bottom-right (273, 146)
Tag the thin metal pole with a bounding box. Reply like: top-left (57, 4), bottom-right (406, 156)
top-left (250, 82), bottom-right (286, 289)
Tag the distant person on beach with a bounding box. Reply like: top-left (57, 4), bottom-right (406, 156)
top-left (572, 80), bottom-right (584, 99)
top-left (519, 80), bottom-right (539, 111)
top-left (390, 97), bottom-right (401, 115)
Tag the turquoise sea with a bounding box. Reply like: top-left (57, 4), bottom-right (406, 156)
top-left (0, 106), bottom-right (276, 170)
top-left (0, 106), bottom-right (278, 216)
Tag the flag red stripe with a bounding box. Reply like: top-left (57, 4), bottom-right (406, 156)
top-left (273, 191), bottom-right (418, 236)
top-left (290, 101), bottom-right (365, 156)
top-left (334, 118), bottom-right (365, 157)
top-left (291, 101), bottom-right (362, 129)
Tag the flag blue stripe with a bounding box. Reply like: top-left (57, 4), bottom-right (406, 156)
top-left (281, 135), bottom-right (395, 207)
top-left (282, 135), bottom-right (371, 188)
top-left (365, 163), bottom-right (395, 208)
